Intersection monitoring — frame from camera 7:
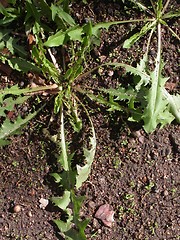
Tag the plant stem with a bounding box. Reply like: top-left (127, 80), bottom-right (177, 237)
top-left (162, 0), bottom-right (171, 15)
top-left (165, 25), bottom-right (180, 41)
top-left (150, 0), bottom-right (156, 14)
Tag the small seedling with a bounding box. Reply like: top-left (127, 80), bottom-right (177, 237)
top-left (145, 182), bottom-right (155, 191)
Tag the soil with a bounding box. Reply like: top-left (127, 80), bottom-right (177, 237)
top-left (0, 1), bottom-right (180, 240)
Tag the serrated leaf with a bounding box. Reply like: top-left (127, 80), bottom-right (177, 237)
top-left (51, 190), bottom-right (71, 210)
top-left (54, 219), bottom-right (72, 234)
top-left (65, 227), bottom-right (87, 240)
top-left (76, 126), bottom-right (96, 189)
top-left (123, 21), bottom-right (156, 48)
top-left (92, 20), bottom-right (128, 38)
top-left (163, 10), bottom-right (180, 19)
top-left (163, 90), bottom-right (180, 123)
top-left (0, 96), bottom-right (29, 117)
top-left (59, 106), bottom-right (69, 171)
top-left (135, 53), bottom-right (149, 90)
top-left (0, 111), bottom-right (38, 140)
top-left (50, 173), bottom-right (62, 183)
top-left (105, 62), bottom-right (150, 82)
top-left (100, 86), bottom-right (136, 101)
top-left (53, 208), bottom-right (73, 233)
top-left (0, 84), bottom-right (57, 100)
top-left (7, 58), bottom-right (41, 73)
top-left (143, 59), bottom-right (174, 133)
top-left (44, 20), bottom-right (129, 47)
top-left (67, 27), bottom-right (83, 42)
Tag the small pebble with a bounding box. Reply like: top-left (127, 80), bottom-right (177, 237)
top-left (164, 190), bottom-right (168, 196)
top-left (132, 130), bottom-right (142, 138)
top-left (27, 211), bottom-right (33, 217)
top-left (108, 70), bottom-right (114, 76)
top-left (88, 200), bottom-right (96, 209)
top-left (13, 205), bottom-right (21, 213)
top-left (28, 188), bottom-right (36, 196)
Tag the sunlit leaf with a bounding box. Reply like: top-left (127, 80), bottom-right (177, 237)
top-left (123, 21), bottom-right (156, 48)
top-left (51, 191), bottom-right (71, 210)
top-left (76, 125), bottom-right (96, 189)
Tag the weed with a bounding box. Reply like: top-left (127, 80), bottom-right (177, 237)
top-left (88, 0), bottom-right (180, 133)
top-left (145, 181), bottom-right (155, 192)
top-left (149, 221), bottom-right (158, 235)
top-left (0, 1), bottom-right (179, 238)
top-left (124, 193), bottom-right (134, 200)
top-left (12, 161), bottom-right (19, 167)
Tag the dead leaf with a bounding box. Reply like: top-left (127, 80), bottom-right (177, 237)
top-left (95, 204), bottom-right (115, 227)
top-left (27, 33), bottom-right (36, 45)
top-left (28, 73), bottom-right (45, 86)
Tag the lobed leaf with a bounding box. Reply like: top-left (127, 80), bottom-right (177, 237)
top-left (44, 20), bottom-right (132, 47)
top-left (76, 124), bottom-right (96, 189)
top-left (142, 60), bottom-right (174, 132)
top-left (7, 58), bottom-right (41, 73)
top-left (163, 10), bottom-right (180, 19)
top-left (123, 21), bottom-right (156, 48)
top-left (0, 96), bottom-right (29, 117)
top-left (0, 111), bottom-right (38, 145)
top-left (163, 90), bottom-right (180, 123)
top-left (51, 190), bottom-right (71, 211)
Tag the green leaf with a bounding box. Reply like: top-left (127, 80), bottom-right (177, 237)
top-left (51, 190), bottom-right (71, 210)
top-left (163, 10), bottom-right (180, 19)
top-left (25, 0), bottom-right (40, 22)
top-left (0, 96), bottom-right (29, 117)
top-left (104, 62), bottom-right (150, 82)
top-left (54, 219), bottom-right (72, 234)
top-left (65, 227), bottom-right (87, 240)
top-left (67, 27), bottom-right (83, 42)
top-left (53, 208), bottom-right (73, 233)
top-left (59, 105), bottom-right (69, 171)
top-left (163, 90), bottom-right (180, 123)
top-left (135, 53), bottom-right (149, 90)
top-left (143, 60), bottom-right (174, 133)
top-left (101, 86), bottom-right (136, 102)
top-left (7, 58), bottom-right (41, 73)
top-left (0, 111), bottom-right (38, 140)
top-left (76, 125), bottom-right (96, 189)
top-left (0, 139), bottom-right (10, 147)
top-left (0, 84), bottom-right (58, 99)
top-left (123, 21), bottom-right (156, 48)
top-left (44, 26), bottom-right (83, 47)
top-left (44, 30), bottom-right (66, 47)
top-left (44, 20), bottom-right (130, 47)
top-left (50, 173), bottom-right (62, 183)
top-left (92, 21), bottom-right (129, 38)
top-left (50, 4), bottom-right (75, 26)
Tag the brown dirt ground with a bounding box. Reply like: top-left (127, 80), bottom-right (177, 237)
top-left (0, 1), bottom-right (180, 240)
